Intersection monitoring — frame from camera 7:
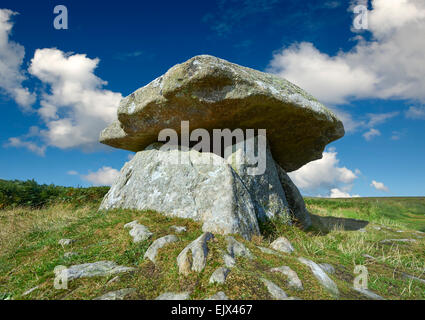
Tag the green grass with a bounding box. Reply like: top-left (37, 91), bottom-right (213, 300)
top-left (0, 196), bottom-right (424, 300)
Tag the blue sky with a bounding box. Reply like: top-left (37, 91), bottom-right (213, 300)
top-left (0, 0), bottom-right (424, 197)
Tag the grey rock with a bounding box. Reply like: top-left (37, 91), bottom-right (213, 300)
top-left (171, 226), bottom-right (187, 233)
top-left (209, 267), bottom-right (230, 284)
top-left (261, 278), bottom-right (288, 300)
top-left (177, 232), bottom-right (214, 275)
top-left (58, 239), bottom-right (75, 246)
top-left (226, 236), bottom-right (253, 259)
top-left (93, 288), bottom-right (137, 300)
top-left (22, 286), bottom-right (39, 296)
top-left (402, 273), bottom-right (425, 284)
top-left (372, 226), bottom-right (382, 231)
top-left (144, 235), bottom-right (179, 263)
top-left (64, 252), bottom-right (78, 259)
top-left (380, 239), bottom-right (417, 244)
top-left (124, 221), bottom-right (153, 243)
top-left (276, 165), bottom-right (312, 229)
top-left (298, 257), bottom-right (339, 297)
top-left (107, 276), bottom-right (120, 285)
top-left (206, 291), bottom-right (229, 300)
top-left (100, 137), bottom-right (293, 240)
top-left (100, 55), bottom-right (344, 172)
top-left (58, 261), bottom-right (135, 281)
top-left (222, 253), bottom-right (236, 268)
top-left (270, 266), bottom-right (303, 290)
top-left (354, 287), bottom-right (385, 300)
top-left (257, 246), bottom-right (280, 256)
top-left (318, 263), bottom-right (336, 275)
top-left (362, 254), bottom-right (376, 260)
top-left (270, 237), bottom-right (294, 254)
top-left (155, 292), bottom-right (190, 300)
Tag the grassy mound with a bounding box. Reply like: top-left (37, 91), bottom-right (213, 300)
top-left (0, 194), bottom-right (424, 300)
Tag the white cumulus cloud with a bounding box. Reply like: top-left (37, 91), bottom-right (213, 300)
top-left (0, 9), bottom-right (35, 110)
top-left (288, 150), bottom-right (359, 197)
top-left (268, 0), bottom-right (425, 131)
top-left (81, 166), bottom-right (119, 186)
top-left (362, 128), bottom-right (381, 141)
top-left (371, 180), bottom-right (389, 192)
top-left (330, 188), bottom-right (360, 198)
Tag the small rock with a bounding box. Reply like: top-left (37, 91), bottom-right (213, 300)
top-left (22, 286), bottom-right (39, 296)
top-left (226, 236), bottom-right (253, 259)
top-left (206, 291), bottom-right (229, 300)
top-left (107, 276), bottom-right (120, 285)
top-left (58, 261), bottom-right (135, 281)
top-left (298, 257), bottom-right (339, 297)
top-left (270, 237), bottom-right (294, 254)
top-left (171, 226), bottom-right (187, 233)
top-left (144, 235), bottom-right (178, 263)
top-left (319, 263), bottom-right (336, 275)
top-left (177, 232), bottom-right (214, 275)
top-left (362, 254), bottom-right (376, 260)
top-left (354, 287), bottom-right (385, 300)
top-left (380, 239), bottom-right (416, 244)
top-left (155, 292), bottom-right (190, 300)
top-left (358, 228), bottom-right (367, 233)
top-left (93, 288), bottom-right (137, 300)
top-left (270, 266), bottom-right (303, 290)
top-left (58, 239), bottom-right (75, 247)
top-left (209, 267), bottom-right (230, 284)
top-left (64, 252), bottom-right (78, 259)
top-left (124, 221), bottom-right (153, 243)
top-left (222, 253), bottom-right (236, 268)
top-left (396, 230), bottom-right (404, 233)
top-left (372, 226), bottom-right (381, 231)
top-left (402, 273), bottom-right (425, 284)
top-left (257, 246), bottom-right (280, 256)
top-left (261, 278), bottom-right (288, 300)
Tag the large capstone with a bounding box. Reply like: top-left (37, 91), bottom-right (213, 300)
top-left (99, 136), bottom-right (310, 240)
top-left (100, 55), bottom-right (344, 172)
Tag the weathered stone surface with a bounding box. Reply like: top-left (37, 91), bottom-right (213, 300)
top-left (144, 235), bottom-right (178, 263)
top-left (402, 272), bottom-right (425, 284)
top-left (171, 225), bottom-right (187, 233)
top-left (318, 263), bottom-right (336, 275)
top-left (100, 55), bottom-right (344, 172)
top-left (58, 261), bottom-right (135, 281)
top-left (124, 221), bottom-right (153, 243)
top-left (222, 253), bottom-right (236, 268)
top-left (155, 292), bottom-right (190, 300)
top-left (177, 233), bottom-right (214, 275)
top-left (257, 246), bottom-right (280, 256)
top-left (226, 236), bottom-right (253, 259)
top-left (59, 239), bottom-right (75, 246)
top-left (298, 257), bottom-right (339, 297)
top-left (100, 136), bottom-right (296, 240)
top-left (261, 278), bottom-right (288, 300)
top-left (206, 291), bottom-right (229, 300)
top-left (270, 237), bottom-right (294, 254)
top-left (276, 165), bottom-right (312, 228)
top-left (209, 267), bottom-right (230, 284)
top-left (93, 288), bottom-right (137, 300)
top-left (353, 287), bottom-right (385, 300)
top-left (270, 266), bottom-right (303, 290)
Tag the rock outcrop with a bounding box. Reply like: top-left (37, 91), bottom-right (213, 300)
top-left (177, 232), bottom-right (214, 275)
top-left (100, 55), bottom-right (344, 172)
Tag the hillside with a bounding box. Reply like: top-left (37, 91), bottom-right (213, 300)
top-left (0, 182), bottom-right (424, 300)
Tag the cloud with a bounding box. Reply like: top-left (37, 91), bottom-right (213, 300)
top-left (67, 170), bottom-right (78, 175)
top-left (4, 136), bottom-right (46, 156)
top-left (0, 9), bottom-right (35, 110)
top-left (405, 106), bottom-right (425, 119)
top-left (329, 188), bottom-right (360, 198)
top-left (81, 166), bottom-right (119, 186)
top-left (366, 111), bottom-right (399, 127)
top-left (288, 149), bottom-right (359, 197)
top-left (9, 48), bottom-right (122, 153)
top-left (362, 128), bottom-right (381, 141)
top-left (371, 180), bottom-right (389, 192)
top-left (268, 0), bottom-right (425, 106)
